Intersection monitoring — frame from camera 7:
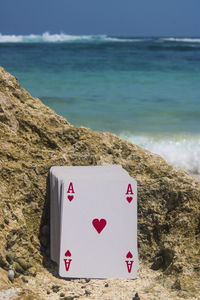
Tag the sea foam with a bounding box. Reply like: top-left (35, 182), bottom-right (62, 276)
top-left (161, 37), bottom-right (200, 43)
top-left (0, 34), bottom-right (23, 43)
top-left (120, 134), bottom-right (200, 174)
top-left (1, 33), bottom-right (200, 44)
top-left (0, 32), bottom-right (135, 43)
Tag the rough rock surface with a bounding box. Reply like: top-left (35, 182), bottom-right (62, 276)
top-left (0, 66), bottom-right (199, 299)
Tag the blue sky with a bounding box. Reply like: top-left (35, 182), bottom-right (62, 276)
top-left (0, 0), bottom-right (200, 36)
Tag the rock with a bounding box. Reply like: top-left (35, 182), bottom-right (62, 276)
top-left (85, 290), bottom-right (91, 295)
top-left (16, 257), bottom-right (31, 270)
top-left (0, 66), bottom-right (200, 298)
top-left (60, 292), bottom-right (65, 297)
top-left (132, 293), bottom-right (140, 300)
top-left (21, 276), bottom-right (28, 283)
top-left (4, 217), bottom-right (9, 225)
top-left (151, 255), bottom-right (163, 270)
top-left (13, 262), bottom-right (24, 274)
top-left (6, 239), bottom-right (15, 250)
top-left (6, 252), bottom-right (14, 265)
top-left (0, 253), bottom-right (7, 267)
top-left (8, 265), bottom-right (15, 282)
top-left (172, 279), bottom-right (181, 290)
top-left (27, 267), bottom-right (37, 277)
top-left (104, 283), bottom-right (109, 287)
top-left (52, 285), bottom-right (60, 293)
top-left (29, 202), bottom-right (39, 212)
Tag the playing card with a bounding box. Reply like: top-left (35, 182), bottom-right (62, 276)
top-left (58, 175), bottom-right (138, 279)
top-left (50, 165), bottom-right (119, 262)
top-left (50, 165), bottom-right (132, 263)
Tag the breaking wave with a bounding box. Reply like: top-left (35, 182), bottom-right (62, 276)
top-left (0, 32), bottom-right (136, 43)
top-left (161, 37), bottom-right (200, 43)
top-left (119, 133), bottom-right (200, 174)
top-left (1, 33), bottom-right (200, 44)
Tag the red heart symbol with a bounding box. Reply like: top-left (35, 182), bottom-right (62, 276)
top-left (67, 195), bottom-right (74, 202)
top-left (126, 196), bottom-right (133, 203)
top-left (126, 251), bottom-right (133, 259)
top-left (92, 218), bottom-right (107, 234)
top-left (65, 250), bottom-right (71, 257)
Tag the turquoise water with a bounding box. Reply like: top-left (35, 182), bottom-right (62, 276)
top-left (0, 33), bottom-right (200, 173)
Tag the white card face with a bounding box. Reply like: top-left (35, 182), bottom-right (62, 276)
top-left (50, 165), bottom-right (132, 263)
top-left (59, 177), bottom-right (138, 279)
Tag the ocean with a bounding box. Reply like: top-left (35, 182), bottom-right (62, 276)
top-left (0, 33), bottom-right (200, 174)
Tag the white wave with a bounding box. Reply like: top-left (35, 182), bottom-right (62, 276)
top-left (102, 36), bottom-right (139, 42)
top-left (1, 33), bottom-right (199, 44)
top-left (0, 32), bottom-right (93, 43)
top-left (41, 33), bottom-right (131, 43)
top-left (42, 32), bottom-right (93, 42)
top-left (0, 33), bottom-right (23, 42)
top-left (161, 37), bottom-right (200, 43)
top-left (0, 32), bottom-right (142, 43)
top-left (119, 134), bottom-right (200, 174)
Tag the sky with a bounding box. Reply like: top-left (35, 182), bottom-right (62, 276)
top-left (0, 0), bottom-right (200, 37)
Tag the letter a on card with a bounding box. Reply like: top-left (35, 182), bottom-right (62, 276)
top-left (126, 261), bottom-right (133, 273)
top-left (64, 250), bottom-right (72, 271)
top-left (67, 182), bottom-right (75, 194)
top-left (126, 184), bottom-right (133, 195)
top-left (125, 183), bottom-right (134, 203)
top-left (67, 182), bottom-right (75, 201)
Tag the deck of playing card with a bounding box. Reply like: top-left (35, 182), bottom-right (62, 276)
top-left (50, 165), bottom-right (139, 279)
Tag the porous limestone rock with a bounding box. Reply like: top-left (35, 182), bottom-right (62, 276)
top-left (0, 66), bottom-right (199, 299)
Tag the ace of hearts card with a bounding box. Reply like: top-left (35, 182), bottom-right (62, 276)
top-left (57, 168), bottom-right (138, 279)
top-left (50, 165), bottom-right (132, 264)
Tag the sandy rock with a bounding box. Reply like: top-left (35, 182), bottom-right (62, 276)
top-left (0, 66), bottom-right (200, 299)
